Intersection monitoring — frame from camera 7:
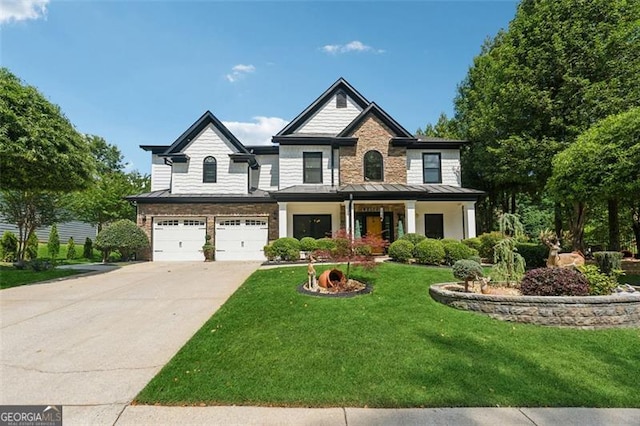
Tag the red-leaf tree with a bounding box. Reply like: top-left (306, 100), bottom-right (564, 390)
top-left (314, 229), bottom-right (388, 279)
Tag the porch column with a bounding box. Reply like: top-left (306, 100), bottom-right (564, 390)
top-left (343, 200), bottom-right (353, 235)
top-left (278, 202), bottom-right (288, 238)
top-left (405, 200), bottom-right (416, 234)
top-left (464, 202), bottom-right (477, 238)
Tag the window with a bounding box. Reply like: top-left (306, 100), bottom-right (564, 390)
top-left (156, 219), bottom-right (179, 226)
top-left (303, 152), bottom-right (323, 183)
top-left (363, 150), bottom-right (383, 181)
top-left (423, 153), bottom-right (442, 183)
top-left (245, 219), bottom-right (267, 226)
top-left (424, 214), bottom-right (444, 239)
top-left (293, 215), bottom-right (331, 239)
top-left (336, 91), bottom-right (347, 108)
top-left (203, 156), bottom-right (217, 183)
top-left (219, 219), bottom-right (241, 226)
top-left (183, 220), bottom-right (205, 226)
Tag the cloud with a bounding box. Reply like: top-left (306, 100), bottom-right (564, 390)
top-left (321, 40), bottom-right (385, 55)
top-left (0, 0), bottom-right (49, 24)
top-left (225, 64), bottom-right (256, 82)
top-left (223, 117), bottom-right (289, 146)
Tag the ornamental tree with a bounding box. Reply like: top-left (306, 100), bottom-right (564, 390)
top-left (95, 219), bottom-right (149, 262)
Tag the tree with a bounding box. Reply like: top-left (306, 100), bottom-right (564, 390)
top-left (47, 224), bottom-right (60, 261)
top-left (95, 219), bottom-right (149, 262)
top-left (25, 231), bottom-right (39, 261)
top-left (416, 113), bottom-right (461, 139)
top-left (66, 237), bottom-right (76, 260)
top-left (0, 68), bottom-right (94, 191)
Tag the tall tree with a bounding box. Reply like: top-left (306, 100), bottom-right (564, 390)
top-left (416, 113), bottom-right (461, 139)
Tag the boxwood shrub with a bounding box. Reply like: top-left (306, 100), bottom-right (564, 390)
top-left (299, 237), bottom-right (318, 252)
top-left (516, 242), bottom-right (548, 269)
top-left (478, 231), bottom-right (504, 260)
top-left (388, 240), bottom-right (414, 263)
top-left (400, 233), bottom-right (426, 246)
top-left (414, 238), bottom-right (445, 265)
top-left (462, 237), bottom-right (482, 253)
top-left (270, 237), bottom-right (300, 261)
top-left (520, 267), bottom-right (589, 296)
top-left (443, 241), bottom-right (478, 265)
top-left (316, 238), bottom-right (337, 251)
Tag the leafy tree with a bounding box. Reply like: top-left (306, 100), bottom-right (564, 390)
top-left (47, 224), bottom-right (60, 260)
top-left (67, 237), bottom-right (76, 260)
top-left (25, 231), bottom-right (39, 261)
top-left (95, 219), bottom-right (149, 262)
top-left (416, 113), bottom-right (461, 139)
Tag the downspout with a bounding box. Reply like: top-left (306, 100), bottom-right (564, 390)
top-left (331, 147), bottom-right (335, 187)
top-left (461, 205), bottom-right (466, 239)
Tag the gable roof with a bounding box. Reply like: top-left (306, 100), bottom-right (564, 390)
top-left (165, 110), bottom-right (249, 155)
top-left (276, 78), bottom-right (370, 136)
top-left (337, 102), bottom-right (414, 138)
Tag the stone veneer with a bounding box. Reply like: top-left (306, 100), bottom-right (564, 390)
top-left (429, 284), bottom-right (640, 329)
top-left (136, 202), bottom-right (278, 260)
top-left (340, 115), bottom-right (407, 184)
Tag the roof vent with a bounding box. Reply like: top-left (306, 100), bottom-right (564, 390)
top-left (336, 91), bottom-right (347, 108)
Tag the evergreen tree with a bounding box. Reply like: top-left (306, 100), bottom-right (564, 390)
top-left (47, 224), bottom-right (60, 261)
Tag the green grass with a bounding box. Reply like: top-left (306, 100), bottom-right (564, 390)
top-left (36, 243), bottom-right (102, 264)
top-left (136, 263), bottom-right (640, 408)
top-left (0, 264), bottom-right (84, 289)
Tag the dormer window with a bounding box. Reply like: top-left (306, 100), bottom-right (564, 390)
top-left (364, 150), bottom-right (383, 181)
top-left (336, 91), bottom-right (347, 108)
top-left (203, 156), bottom-right (217, 183)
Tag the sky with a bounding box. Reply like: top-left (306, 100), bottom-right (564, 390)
top-left (1, 0), bottom-right (518, 175)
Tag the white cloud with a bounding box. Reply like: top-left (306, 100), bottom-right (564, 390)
top-left (0, 0), bottom-right (48, 24)
top-left (225, 64), bottom-right (256, 82)
top-left (223, 117), bottom-right (289, 146)
top-left (321, 40), bottom-right (384, 55)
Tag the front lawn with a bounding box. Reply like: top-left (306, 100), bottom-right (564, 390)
top-left (136, 263), bottom-right (640, 408)
top-left (0, 264), bottom-right (84, 289)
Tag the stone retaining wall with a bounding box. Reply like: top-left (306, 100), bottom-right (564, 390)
top-left (429, 284), bottom-right (640, 329)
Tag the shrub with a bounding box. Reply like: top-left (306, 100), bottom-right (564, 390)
top-left (299, 237), bottom-right (318, 252)
top-left (414, 238), bottom-right (445, 265)
top-left (593, 251), bottom-right (622, 275)
top-left (443, 241), bottom-right (478, 265)
top-left (270, 237), bottom-right (301, 261)
top-left (400, 233), bottom-right (426, 246)
top-left (29, 259), bottom-right (53, 272)
top-left (83, 237), bottom-right (93, 259)
top-left (453, 259), bottom-right (483, 284)
top-left (468, 255), bottom-right (482, 265)
top-left (516, 242), bottom-right (548, 269)
top-left (462, 237), bottom-right (482, 253)
top-left (316, 238), bottom-right (336, 251)
top-left (520, 268), bottom-right (589, 296)
top-left (66, 237), bottom-right (77, 260)
top-left (95, 219), bottom-right (150, 262)
top-left (478, 231), bottom-right (503, 260)
top-left (388, 240), bottom-right (414, 263)
top-left (25, 231), bottom-right (39, 260)
top-left (263, 244), bottom-right (276, 261)
top-left (1, 231), bottom-right (18, 262)
top-left (47, 224), bottom-right (60, 260)
top-left (578, 265), bottom-right (618, 296)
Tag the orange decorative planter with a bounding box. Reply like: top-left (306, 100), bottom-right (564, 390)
top-left (318, 269), bottom-right (346, 288)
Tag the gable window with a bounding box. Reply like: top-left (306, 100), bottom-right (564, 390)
top-left (424, 214), bottom-right (444, 239)
top-left (303, 152), bottom-right (323, 183)
top-left (203, 156), bottom-right (217, 183)
top-left (364, 150), bottom-right (383, 181)
top-left (336, 91), bottom-right (347, 108)
top-left (423, 153), bottom-right (442, 184)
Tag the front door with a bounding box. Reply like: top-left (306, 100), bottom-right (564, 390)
top-left (365, 216), bottom-right (383, 254)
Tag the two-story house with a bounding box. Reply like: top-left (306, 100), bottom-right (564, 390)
top-left (128, 78), bottom-right (483, 261)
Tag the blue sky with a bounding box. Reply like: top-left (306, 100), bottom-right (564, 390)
top-left (1, 0), bottom-right (518, 174)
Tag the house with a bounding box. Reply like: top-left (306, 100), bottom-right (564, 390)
top-left (127, 78), bottom-right (483, 261)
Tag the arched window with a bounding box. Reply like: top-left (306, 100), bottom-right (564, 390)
top-left (363, 150), bottom-right (383, 181)
top-left (203, 156), bottom-right (217, 183)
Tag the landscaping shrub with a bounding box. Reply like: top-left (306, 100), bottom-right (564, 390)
top-left (478, 231), bottom-right (503, 260)
top-left (443, 241), bottom-right (478, 265)
top-left (263, 244), bottom-right (276, 261)
top-left (29, 259), bottom-right (53, 272)
top-left (0, 231), bottom-right (18, 262)
top-left (316, 238), bottom-right (336, 251)
top-left (270, 237), bottom-right (301, 261)
top-left (25, 232), bottom-right (39, 260)
top-left (47, 224), bottom-right (60, 260)
top-left (95, 219), bottom-right (150, 262)
top-left (593, 251), bottom-right (622, 275)
top-left (578, 265), bottom-right (618, 296)
top-left (468, 255), bottom-right (482, 265)
top-left (520, 267), bottom-right (589, 296)
top-left (400, 233), bottom-right (426, 246)
top-left (516, 242), bottom-right (548, 268)
top-left (414, 238), bottom-right (445, 265)
top-left (299, 237), bottom-right (318, 252)
top-left (388, 240), bottom-right (414, 263)
top-left (66, 237), bottom-right (76, 260)
top-left (83, 237), bottom-right (93, 259)
top-left (462, 237), bottom-right (481, 253)
top-left (452, 259), bottom-right (483, 282)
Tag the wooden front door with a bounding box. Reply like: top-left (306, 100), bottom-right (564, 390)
top-left (365, 216), bottom-right (383, 254)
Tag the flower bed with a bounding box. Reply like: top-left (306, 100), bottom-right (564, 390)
top-left (429, 283), bottom-right (640, 329)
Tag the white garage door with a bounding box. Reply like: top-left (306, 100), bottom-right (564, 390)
top-left (153, 218), bottom-right (206, 261)
top-left (215, 217), bottom-right (268, 261)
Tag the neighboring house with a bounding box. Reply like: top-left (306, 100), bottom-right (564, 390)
top-left (0, 219), bottom-right (97, 243)
top-left (128, 78), bottom-right (483, 261)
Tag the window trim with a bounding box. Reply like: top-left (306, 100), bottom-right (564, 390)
top-left (203, 156), bottom-right (217, 183)
top-left (303, 152), bottom-right (323, 184)
top-left (422, 152), bottom-right (442, 184)
top-left (363, 150), bottom-right (384, 181)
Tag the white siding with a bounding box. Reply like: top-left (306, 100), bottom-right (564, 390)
top-left (279, 145), bottom-right (333, 188)
top-left (406, 149), bottom-right (461, 186)
top-left (253, 154), bottom-right (279, 191)
top-left (284, 203), bottom-right (342, 238)
top-left (151, 154), bottom-right (171, 191)
top-left (0, 219), bottom-right (97, 243)
top-left (171, 124), bottom-right (248, 194)
top-left (415, 202), bottom-right (465, 240)
top-left (296, 95), bottom-right (363, 135)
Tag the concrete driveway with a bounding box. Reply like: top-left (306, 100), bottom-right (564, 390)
top-left (0, 261), bottom-right (261, 425)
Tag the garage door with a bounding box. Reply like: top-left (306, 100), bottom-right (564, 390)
top-left (153, 218), bottom-right (206, 261)
top-left (215, 217), bottom-right (268, 261)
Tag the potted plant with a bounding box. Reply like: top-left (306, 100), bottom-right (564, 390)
top-left (202, 234), bottom-right (215, 261)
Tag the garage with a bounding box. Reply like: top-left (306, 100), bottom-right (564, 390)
top-left (153, 218), bottom-right (206, 261)
top-left (215, 217), bottom-right (268, 261)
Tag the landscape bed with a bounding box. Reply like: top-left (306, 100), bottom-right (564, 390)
top-left (135, 263), bottom-right (640, 408)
